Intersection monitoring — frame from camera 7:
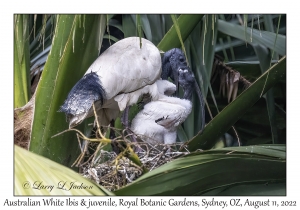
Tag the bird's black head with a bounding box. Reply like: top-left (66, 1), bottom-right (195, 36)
top-left (161, 48), bottom-right (188, 81)
top-left (58, 72), bottom-right (106, 128)
top-left (163, 49), bottom-right (205, 129)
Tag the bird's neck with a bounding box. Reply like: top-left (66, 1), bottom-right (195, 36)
top-left (183, 86), bottom-right (193, 101)
top-left (161, 63), bottom-right (171, 80)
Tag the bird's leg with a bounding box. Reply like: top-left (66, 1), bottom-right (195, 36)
top-left (121, 106), bottom-right (130, 128)
top-left (121, 106), bottom-right (135, 140)
top-left (110, 119), bottom-right (123, 154)
top-left (121, 106), bottom-right (136, 141)
top-left (121, 106), bottom-right (142, 152)
top-left (109, 119), bottom-right (116, 139)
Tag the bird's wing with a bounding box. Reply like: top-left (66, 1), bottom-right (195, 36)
top-left (59, 72), bottom-right (106, 116)
top-left (155, 79), bottom-right (176, 96)
top-left (85, 37), bottom-right (162, 99)
top-left (114, 80), bottom-right (177, 112)
top-left (142, 99), bottom-right (192, 130)
top-left (114, 82), bottom-right (159, 111)
top-left (131, 114), bottom-right (166, 145)
top-left (155, 114), bottom-right (181, 130)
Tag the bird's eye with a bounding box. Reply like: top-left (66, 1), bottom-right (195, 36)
top-left (179, 57), bottom-right (185, 62)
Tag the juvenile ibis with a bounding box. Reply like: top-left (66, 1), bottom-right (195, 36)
top-left (130, 69), bottom-right (196, 145)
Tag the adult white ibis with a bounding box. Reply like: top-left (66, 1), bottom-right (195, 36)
top-left (130, 69), bottom-right (196, 145)
top-left (59, 37), bottom-right (162, 128)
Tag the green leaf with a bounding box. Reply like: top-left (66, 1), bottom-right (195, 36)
top-left (29, 15), bottom-right (55, 60)
top-left (157, 14), bottom-right (204, 52)
top-left (263, 15), bottom-right (279, 60)
top-left (177, 125), bottom-right (189, 142)
top-left (115, 145), bottom-right (285, 195)
top-left (14, 14), bottom-right (31, 108)
top-left (122, 14), bottom-right (137, 38)
top-left (218, 19), bottom-right (286, 56)
top-left (187, 56), bottom-right (286, 151)
top-left (252, 44), bottom-right (278, 144)
top-left (188, 15), bottom-right (218, 133)
top-left (145, 15), bottom-right (169, 45)
top-left (30, 15), bottom-right (107, 168)
top-left (195, 15), bottom-right (218, 94)
top-left (140, 14), bottom-right (152, 41)
top-left (15, 145), bottom-right (113, 195)
top-left (203, 182), bottom-right (286, 196)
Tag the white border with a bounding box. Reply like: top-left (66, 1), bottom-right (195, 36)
top-left (2, 1), bottom-right (298, 209)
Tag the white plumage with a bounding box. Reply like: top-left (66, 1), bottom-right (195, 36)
top-left (59, 37), bottom-right (162, 128)
top-left (85, 37), bottom-right (161, 99)
top-left (130, 79), bottom-right (192, 145)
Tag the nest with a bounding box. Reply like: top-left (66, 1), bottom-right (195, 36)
top-left (49, 99), bottom-right (189, 191)
top-left (14, 93), bottom-right (35, 150)
top-left (67, 127), bottom-right (190, 191)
